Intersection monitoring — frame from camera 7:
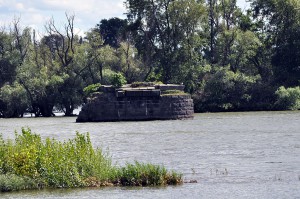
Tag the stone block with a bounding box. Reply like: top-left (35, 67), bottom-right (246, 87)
top-left (116, 91), bottom-right (125, 98)
top-left (100, 85), bottom-right (115, 93)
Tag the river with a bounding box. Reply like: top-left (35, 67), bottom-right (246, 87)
top-left (0, 111), bottom-right (300, 199)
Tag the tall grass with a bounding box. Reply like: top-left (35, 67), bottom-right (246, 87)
top-left (0, 128), bottom-right (182, 192)
top-left (114, 161), bottom-right (182, 186)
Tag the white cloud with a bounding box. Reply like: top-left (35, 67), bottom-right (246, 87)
top-left (0, 0), bottom-right (251, 35)
top-left (0, 0), bottom-right (126, 33)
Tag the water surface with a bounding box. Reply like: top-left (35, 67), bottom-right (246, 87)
top-left (1, 111), bottom-right (299, 198)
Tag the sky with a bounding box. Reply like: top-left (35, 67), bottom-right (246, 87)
top-left (0, 0), bottom-right (250, 37)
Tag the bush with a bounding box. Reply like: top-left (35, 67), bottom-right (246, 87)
top-left (275, 86), bottom-right (300, 110)
top-left (193, 67), bottom-right (260, 112)
top-left (0, 174), bottom-right (41, 192)
top-left (0, 128), bottom-right (183, 192)
top-left (0, 128), bottom-right (114, 188)
top-left (83, 83), bottom-right (101, 95)
top-left (111, 73), bottom-right (127, 87)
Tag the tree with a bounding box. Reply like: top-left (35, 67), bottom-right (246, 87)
top-left (193, 66), bottom-right (261, 112)
top-left (0, 31), bottom-right (18, 87)
top-left (116, 41), bottom-right (145, 83)
top-left (125, 0), bottom-right (207, 83)
top-left (250, 0), bottom-right (300, 86)
top-left (44, 14), bottom-right (84, 116)
top-left (95, 18), bottom-right (128, 48)
top-left (0, 82), bottom-right (29, 118)
top-left (17, 38), bottom-right (68, 117)
top-left (0, 20), bottom-right (31, 87)
top-left (84, 30), bottom-right (118, 84)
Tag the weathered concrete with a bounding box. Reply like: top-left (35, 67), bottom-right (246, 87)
top-left (76, 84), bottom-right (194, 122)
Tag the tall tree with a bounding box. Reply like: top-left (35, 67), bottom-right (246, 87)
top-left (125, 0), bottom-right (207, 83)
top-left (95, 18), bottom-right (128, 48)
top-left (250, 0), bottom-right (300, 86)
top-left (44, 14), bottom-right (83, 116)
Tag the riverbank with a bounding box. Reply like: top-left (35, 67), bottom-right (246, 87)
top-left (0, 128), bottom-right (182, 192)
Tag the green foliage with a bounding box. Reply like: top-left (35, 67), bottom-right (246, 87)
top-left (0, 129), bottom-right (182, 192)
top-left (83, 83), bottom-right (101, 95)
top-left (0, 128), bottom-right (114, 188)
top-left (193, 67), bottom-right (260, 112)
top-left (251, 0), bottom-right (300, 87)
top-left (125, 0), bottom-right (206, 83)
top-left (116, 42), bottom-right (146, 83)
top-left (111, 73), bottom-right (127, 87)
top-left (275, 86), bottom-right (300, 110)
top-left (0, 174), bottom-right (40, 192)
top-left (145, 69), bottom-right (163, 83)
top-left (0, 82), bottom-right (29, 118)
top-left (114, 161), bottom-right (182, 186)
top-left (1, 0), bottom-right (300, 116)
top-left (96, 18), bottom-right (128, 48)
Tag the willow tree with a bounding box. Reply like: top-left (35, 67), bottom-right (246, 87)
top-left (43, 14), bottom-right (84, 116)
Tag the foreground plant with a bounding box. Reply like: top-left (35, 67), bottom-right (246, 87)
top-left (114, 161), bottom-right (182, 186)
top-left (0, 128), bottom-right (182, 192)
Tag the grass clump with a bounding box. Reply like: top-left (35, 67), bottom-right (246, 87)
top-left (114, 161), bottom-right (182, 186)
top-left (0, 128), bottom-right (182, 192)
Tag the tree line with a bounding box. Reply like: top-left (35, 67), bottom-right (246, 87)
top-left (0, 0), bottom-right (300, 117)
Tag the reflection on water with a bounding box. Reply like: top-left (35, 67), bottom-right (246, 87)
top-left (1, 111), bottom-right (300, 198)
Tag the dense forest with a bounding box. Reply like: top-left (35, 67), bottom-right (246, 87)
top-left (0, 0), bottom-right (300, 117)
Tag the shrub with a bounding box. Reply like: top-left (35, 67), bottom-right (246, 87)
top-left (193, 67), bottom-right (260, 112)
top-left (0, 128), bottom-right (114, 188)
top-left (0, 128), bottom-right (183, 192)
top-left (111, 73), bottom-right (127, 87)
top-left (0, 174), bottom-right (41, 192)
top-left (83, 83), bottom-right (101, 95)
top-left (275, 86), bottom-right (300, 110)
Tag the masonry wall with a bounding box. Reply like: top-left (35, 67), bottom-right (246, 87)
top-left (76, 91), bottom-right (194, 122)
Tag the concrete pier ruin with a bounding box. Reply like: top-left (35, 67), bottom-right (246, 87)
top-left (76, 83), bottom-right (194, 122)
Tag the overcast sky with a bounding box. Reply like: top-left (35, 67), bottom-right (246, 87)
top-left (0, 0), bottom-right (250, 36)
